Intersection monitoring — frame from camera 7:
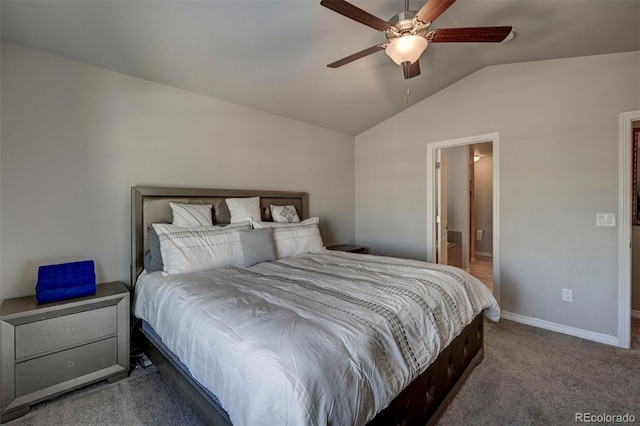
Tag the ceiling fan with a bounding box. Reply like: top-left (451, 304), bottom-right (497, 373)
top-left (321, 0), bottom-right (515, 79)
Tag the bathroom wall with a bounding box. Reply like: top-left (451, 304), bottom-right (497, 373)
top-left (474, 155), bottom-right (493, 256)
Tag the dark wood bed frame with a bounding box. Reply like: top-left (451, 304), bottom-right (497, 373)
top-left (131, 186), bottom-right (484, 426)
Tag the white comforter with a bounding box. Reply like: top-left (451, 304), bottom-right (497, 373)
top-left (134, 250), bottom-right (499, 426)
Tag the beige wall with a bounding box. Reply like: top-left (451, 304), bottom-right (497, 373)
top-left (356, 52), bottom-right (640, 337)
top-left (0, 43), bottom-right (355, 300)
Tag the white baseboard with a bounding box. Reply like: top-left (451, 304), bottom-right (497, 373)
top-left (501, 311), bottom-right (620, 347)
top-left (474, 251), bottom-right (493, 258)
top-left (632, 310), bottom-right (640, 319)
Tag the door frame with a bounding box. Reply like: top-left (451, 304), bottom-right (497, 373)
top-left (427, 132), bottom-right (500, 302)
top-left (618, 110), bottom-right (640, 348)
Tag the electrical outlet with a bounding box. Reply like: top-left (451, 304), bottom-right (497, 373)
top-left (562, 288), bottom-right (573, 302)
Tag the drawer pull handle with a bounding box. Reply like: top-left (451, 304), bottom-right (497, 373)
top-left (67, 361), bottom-right (75, 368)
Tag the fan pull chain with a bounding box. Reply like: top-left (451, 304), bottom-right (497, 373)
top-left (404, 87), bottom-right (411, 104)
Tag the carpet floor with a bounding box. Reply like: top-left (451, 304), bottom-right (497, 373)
top-left (437, 320), bottom-right (640, 425)
top-left (6, 366), bottom-right (202, 426)
top-left (6, 319), bottom-right (640, 426)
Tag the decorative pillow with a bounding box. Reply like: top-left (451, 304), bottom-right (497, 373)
top-left (211, 199), bottom-right (231, 224)
top-left (255, 217), bottom-right (323, 259)
top-left (170, 202), bottom-right (213, 226)
top-left (237, 228), bottom-right (276, 267)
top-left (225, 197), bottom-right (261, 223)
top-left (270, 205), bottom-right (300, 223)
top-left (144, 225), bottom-right (165, 273)
top-left (152, 223), bottom-right (251, 275)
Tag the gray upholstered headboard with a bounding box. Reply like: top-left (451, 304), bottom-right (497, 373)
top-left (131, 186), bottom-right (309, 286)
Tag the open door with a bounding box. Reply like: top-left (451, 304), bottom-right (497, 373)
top-left (436, 150), bottom-right (448, 264)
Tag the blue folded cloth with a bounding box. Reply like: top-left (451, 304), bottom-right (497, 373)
top-left (36, 260), bottom-right (96, 304)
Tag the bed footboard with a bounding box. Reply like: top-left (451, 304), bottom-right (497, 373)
top-left (367, 313), bottom-right (484, 426)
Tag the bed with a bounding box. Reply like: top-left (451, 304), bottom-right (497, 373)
top-left (130, 186), bottom-right (499, 426)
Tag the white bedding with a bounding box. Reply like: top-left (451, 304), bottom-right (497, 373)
top-left (133, 250), bottom-right (499, 426)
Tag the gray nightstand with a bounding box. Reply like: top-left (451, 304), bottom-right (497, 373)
top-left (327, 244), bottom-right (367, 254)
top-left (1, 281), bottom-right (130, 423)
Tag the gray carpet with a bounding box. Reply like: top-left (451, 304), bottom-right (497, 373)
top-left (6, 319), bottom-right (640, 425)
top-left (438, 320), bottom-right (640, 425)
top-left (6, 366), bottom-right (202, 426)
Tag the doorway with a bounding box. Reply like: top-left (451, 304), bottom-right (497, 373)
top-left (436, 143), bottom-right (493, 292)
top-left (427, 133), bottom-right (500, 302)
top-left (468, 142), bottom-right (494, 292)
top-left (618, 109), bottom-right (640, 349)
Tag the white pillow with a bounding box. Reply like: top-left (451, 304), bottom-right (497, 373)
top-left (152, 223), bottom-right (251, 275)
top-left (225, 197), bottom-right (261, 223)
top-left (170, 202), bottom-right (213, 226)
top-left (270, 204), bottom-right (300, 223)
top-left (255, 217), bottom-right (324, 259)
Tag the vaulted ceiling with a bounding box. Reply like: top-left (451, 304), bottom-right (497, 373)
top-left (2, 0), bottom-right (639, 135)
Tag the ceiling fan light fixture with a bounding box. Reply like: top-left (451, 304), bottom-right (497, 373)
top-left (385, 35), bottom-right (428, 65)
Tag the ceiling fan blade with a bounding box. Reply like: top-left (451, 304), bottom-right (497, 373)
top-left (402, 61), bottom-right (421, 79)
top-left (327, 44), bottom-right (386, 68)
top-left (320, 0), bottom-right (393, 32)
top-left (416, 0), bottom-right (457, 25)
top-left (429, 26), bottom-right (514, 43)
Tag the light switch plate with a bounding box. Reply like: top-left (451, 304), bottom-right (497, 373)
top-left (596, 213), bottom-right (615, 227)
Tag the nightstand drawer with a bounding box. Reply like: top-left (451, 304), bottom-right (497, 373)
top-left (15, 337), bottom-right (117, 396)
top-left (15, 306), bottom-right (117, 360)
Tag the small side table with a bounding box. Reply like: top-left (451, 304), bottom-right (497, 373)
top-left (1, 281), bottom-right (130, 423)
top-left (327, 244), bottom-right (367, 254)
